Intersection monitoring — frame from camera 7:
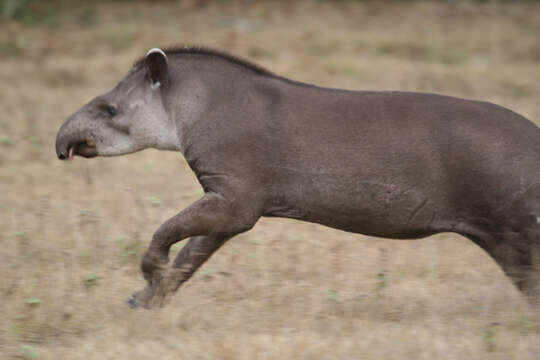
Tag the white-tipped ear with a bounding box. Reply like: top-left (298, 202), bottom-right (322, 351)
top-left (146, 48), bottom-right (167, 61)
top-left (145, 48), bottom-right (169, 88)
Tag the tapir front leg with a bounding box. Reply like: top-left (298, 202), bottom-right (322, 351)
top-left (127, 192), bottom-right (259, 309)
top-left (129, 235), bottom-right (231, 309)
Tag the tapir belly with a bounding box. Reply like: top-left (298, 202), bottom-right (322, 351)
top-left (264, 169), bottom-right (453, 239)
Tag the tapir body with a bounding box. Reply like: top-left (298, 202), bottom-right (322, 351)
top-left (56, 47), bottom-right (540, 308)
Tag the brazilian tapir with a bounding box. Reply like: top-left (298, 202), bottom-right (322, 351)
top-left (55, 46), bottom-right (540, 309)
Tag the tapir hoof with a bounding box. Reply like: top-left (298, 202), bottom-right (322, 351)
top-left (126, 286), bottom-right (155, 310)
top-left (126, 294), bottom-right (139, 309)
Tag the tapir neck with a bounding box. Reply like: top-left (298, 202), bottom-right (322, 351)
top-left (166, 59), bottom-right (270, 156)
top-left (154, 111), bottom-right (182, 152)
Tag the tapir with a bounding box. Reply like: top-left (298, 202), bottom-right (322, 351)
top-left (55, 46), bottom-right (540, 309)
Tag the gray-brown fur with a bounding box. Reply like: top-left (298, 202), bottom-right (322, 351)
top-left (55, 46), bottom-right (540, 309)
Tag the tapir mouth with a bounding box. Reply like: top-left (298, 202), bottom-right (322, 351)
top-left (67, 139), bottom-right (97, 160)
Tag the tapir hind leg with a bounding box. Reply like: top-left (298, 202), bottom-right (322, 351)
top-left (489, 237), bottom-right (539, 302)
top-left (466, 231), bottom-right (539, 304)
top-left (504, 189), bottom-right (540, 303)
top-left (466, 193), bottom-right (540, 305)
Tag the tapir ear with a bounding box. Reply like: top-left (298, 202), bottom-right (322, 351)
top-left (144, 48), bottom-right (168, 88)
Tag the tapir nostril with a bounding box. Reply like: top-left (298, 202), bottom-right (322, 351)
top-left (58, 151), bottom-right (67, 160)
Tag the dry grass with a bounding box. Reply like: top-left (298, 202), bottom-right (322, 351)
top-left (1, 1), bottom-right (540, 359)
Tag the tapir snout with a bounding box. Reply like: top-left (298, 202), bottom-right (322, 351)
top-left (55, 112), bottom-right (99, 160)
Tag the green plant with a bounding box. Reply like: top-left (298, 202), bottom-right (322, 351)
top-left (327, 288), bottom-right (339, 301)
top-left (375, 271), bottom-right (387, 298)
top-left (82, 274), bottom-right (99, 289)
top-left (18, 344), bottom-right (38, 360)
top-left (483, 326), bottom-right (497, 353)
top-left (0, 0), bottom-right (97, 27)
top-left (116, 236), bottom-right (145, 263)
top-left (199, 268), bottom-right (216, 277)
top-left (0, 0), bottom-right (32, 19)
top-left (147, 196), bottom-right (161, 206)
top-left (171, 242), bottom-right (186, 250)
top-left (1, 135), bottom-right (14, 146)
top-left (25, 298), bottom-right (43, 307)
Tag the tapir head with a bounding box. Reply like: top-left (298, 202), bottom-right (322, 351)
top-left (55, 48), bottom-right (180, 160)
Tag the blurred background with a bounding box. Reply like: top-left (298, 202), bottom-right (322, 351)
top-left (1, 0), bottom-right (540, 359)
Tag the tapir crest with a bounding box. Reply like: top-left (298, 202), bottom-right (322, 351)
top-left (56, 46), bottom-right (540, 309)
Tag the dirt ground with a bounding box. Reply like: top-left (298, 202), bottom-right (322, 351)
top-left (1, 1), bottom-right (540, 359)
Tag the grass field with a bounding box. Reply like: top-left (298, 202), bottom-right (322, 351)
top-left (1, 1), bottom-right (540, 359)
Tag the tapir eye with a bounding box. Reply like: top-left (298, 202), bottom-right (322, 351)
top-left (105, 104), bottom-right (117, 117)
